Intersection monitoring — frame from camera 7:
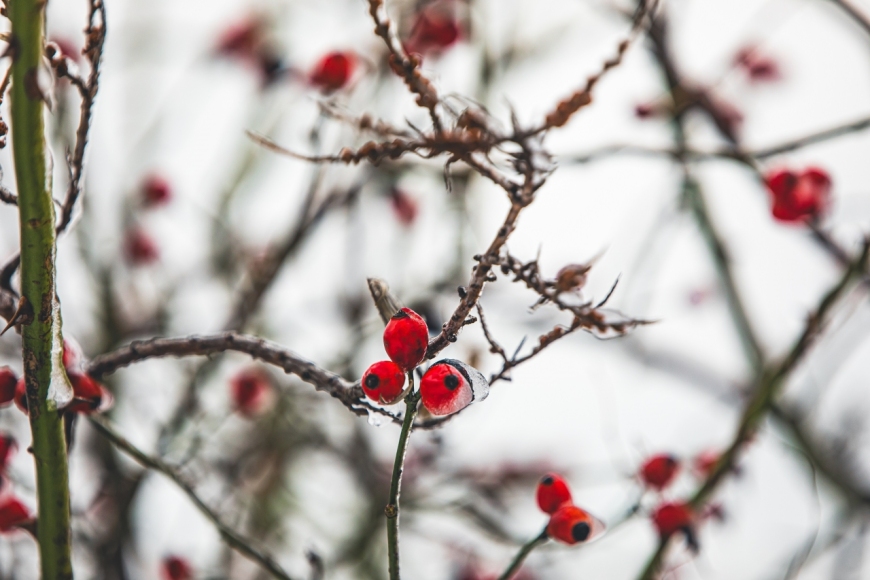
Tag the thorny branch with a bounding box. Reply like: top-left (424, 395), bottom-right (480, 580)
top-left (88, 416), bottom-right (298, 580)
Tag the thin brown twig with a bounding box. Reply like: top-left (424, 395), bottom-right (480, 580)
top-left (88, 416), bottom-right (297, 580)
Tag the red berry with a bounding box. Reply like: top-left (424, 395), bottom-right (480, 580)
top-left (216, 17), bottom-right (264, 60)
top-left (419, 360), bottom-right (479, 416)
top-left (161, 555), bottom-right (193, 580)
top-left (361, 361), bottom-right (406, 405)
top-left (547, 504), bottom-right (606, 545)
top-left (383, 307), bottom-right (429, 371)
top-left (692, 450), bottom-right (719, 478)
top-left (0, 434), bottom-right (16, 472)
top-left (66, 372), bottom-right (111, 414)
top-left (652, 501), bottom-right (694, 538)
top-left (0, 496), bottom-right (30, 532)
top-left (536, 473), bottom-right (573, 514)
top-left (734, 46), bottom-right (780, 83)
top-left (0, 367), bottom-right (17, 407)
top-left (13, 378), bottom-right (27, 414)
top-left (62, 339), bottom-right (81, 371)
top-left (640, 454), bottom-right (680, 491)
top-left (309, 52), bottom-right (354, 93)
top-left (390, 188), bottom-right (418, 227)
top-left (765, 167), bottom-right (831, 222)
top-left (406, 9), bottom-right (460, 55)
top-left (142, 174), bottom-right (172, 207)
top-left (124, 227), bottom-right (160, 265)
top-left (230, 368), bottom-right (273, 417)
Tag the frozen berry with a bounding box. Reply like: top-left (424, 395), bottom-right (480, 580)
top-left (547, 504), bottom-right (606, 545)
top-left (361, 361), bottom-right (406, 405)
top-left (383, 307), bottom-right (429, 371)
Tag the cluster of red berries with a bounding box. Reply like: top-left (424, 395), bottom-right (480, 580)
top-left (0, 342), bottom-right (111, 416)
top-left (361, 307), bottom-right (488, 415)
top-left (535, 473), bottom-right (605, 545)
top-left (764, 167), bottom-right (831, 223)
top-left (124, 173), bottom-right (172, 267)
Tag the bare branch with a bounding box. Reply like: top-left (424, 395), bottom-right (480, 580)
top-left (88, 416), bottom-right (298, 580)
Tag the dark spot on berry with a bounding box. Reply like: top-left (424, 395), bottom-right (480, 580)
top-left (572, 521), bottom-right (590, 542)
top-left (541, 475), bottom-right (554, 486)
top-left (391, 310), bottom-right (409, 320)
top-left (365, 374), bottom-right (380, 389)
top-left (444, 374), bottom-right (459, 390)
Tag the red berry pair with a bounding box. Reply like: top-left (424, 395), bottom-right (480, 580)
top-left (639, 453), bottom-right (680, 491)
top-left (536, 473), bottom-right (605, 545)
top-left (361, 307), bottom-right (428, 404)
top-left (764, 167), bottom-right (831, 223)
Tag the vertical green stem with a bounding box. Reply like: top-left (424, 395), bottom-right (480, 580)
top-left (386, 373), bottom-right (419, 580)
top-left (9, 0), bottom-right (73, 577)
top-left (497, 528), bottom-right (549, 580)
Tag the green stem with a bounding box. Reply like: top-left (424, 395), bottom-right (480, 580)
top-left (386, 373), bottom-right (419, 580)
top-left (9, 0), bottom-right (73, 577)
top-left (497, 528), bottom-right (549, 580)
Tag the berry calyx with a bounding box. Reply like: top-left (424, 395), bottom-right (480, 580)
top-left (640, 454), bottom-right (680, 491)
top-left (383, 307), bottom-right (429, 371)
top-left (547, 504), bottom-right (606, 545)
top-left (765, 167), bottom-right (831, 223)
top-left (230, 368), bottom-right (273, 417)
top-left (361, 361), bottom-right (406, 405)
top-left (310, 52), bottom-right (355, 93)
top-left (536, 473), bottom-right (573, 514)
top-left (0, 367), bottom-right (17, 407)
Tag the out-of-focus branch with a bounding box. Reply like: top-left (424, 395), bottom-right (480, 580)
top-left (637, 241), bottom-right (869, 579)
top-left (86, 332), bottom-right (390, 417)
top-left (827, 0), bottom-right (870, 37)
top-left (88, 416), bottom-right (297, 580)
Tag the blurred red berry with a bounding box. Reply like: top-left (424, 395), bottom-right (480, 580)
top-left (0, 496), bottom-right (30, 532)
top-left (362, 361), bottom-right (406, 405)
top-left (383, 307), bottom-right (429, 370)
top-left (547, 504), bottom-right (606, 545)
top-left (406, 9), bottom-right (460, 55)
top-left (13, 379), bottom-right (27, 414)
top-left (66, 372), bottom-right (111, 414)
top-left (0, 367), bottom-right (16, 407)
top-left (230, 368), bottom-right (272, 417)
top-left (652, 501), bottom-right (696, 550)
top-left (161, 555), bottom-right (193, 580)
top-left (390, 188), bottom-right (418, 227)
top-left (62, 339), bottom-right (80, 370)
top-left (536, 473), bottom-right (573, 514)
top-left (634, 102), bottom-right (661, 119)
top-left (141, 174), bottom-right (172, 207)
top-left (734, 46), bottom-right (781, 83)
top-left (124, 227), bottom-right (159, 265)
top-left (216, 17), bottom-right (263, 61)
top-left (765, 167), bottom-right (831, 223)
top-left (692, 450), bottom-right (719, 478)
top-left (309, 52), bottom-right (355, 93)
top-left (640, 454), bottom-right (680, 491)
top-left (0, 434), bottom-right (16, 472)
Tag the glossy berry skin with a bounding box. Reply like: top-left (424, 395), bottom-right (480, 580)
top-left (0, 496), bottom-right (30, 532)
top-left (536, 473), bottom-right (573, 514)
top-left (640, 454), bottom-right (680, 491)
top-left (361, 361), bottom-right (405, 405)
top-left (310, 52), bottom-right (354, 93)
top-left (420, 361), bottom-right (472, 416)
top-left (383, 307), bottom-right (429, 371)
top-left (161, 555), bottom-right (193, 580)
top-left (0, 367), bottom-right (17, 406)
top-left (230, 368), bottom-right (272, 417)
top-left (547, 504), bottom-right (606, 545)
top-left (66, 373), bottom-right (110, 414)
top-left (765, 168), bottom-right (831, 223)
top-left (142, 174), bottom-right (172, 206)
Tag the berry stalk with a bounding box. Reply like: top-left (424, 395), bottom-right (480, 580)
top-left (386, 373), bottom-right (419, 580)
top-left (497, 528), bottom-right (548, 580)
